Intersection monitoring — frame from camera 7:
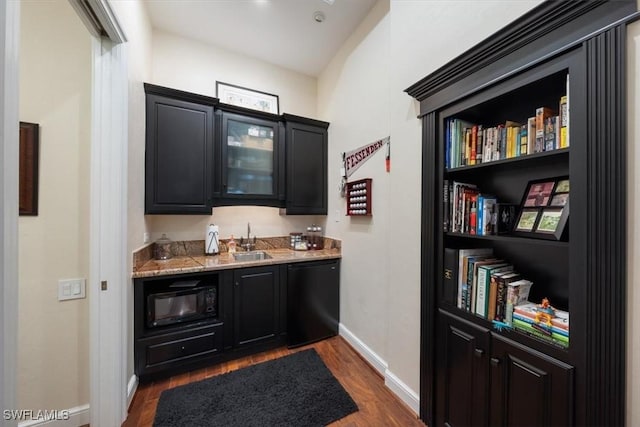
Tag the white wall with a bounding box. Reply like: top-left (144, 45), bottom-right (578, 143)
top-left (18, 0), bottom-right (91, 411)
top-left (146, 30), bottom-right (323, 243)
top-left (152, 30), bottom-right (316, 118)
top-left (318, 0), bottom-right (392, 378)
top-left (319, 0), bottom-right (543, 410)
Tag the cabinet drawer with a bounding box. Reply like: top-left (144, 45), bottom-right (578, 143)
top-left (143, 324), bottom-right (223, 367)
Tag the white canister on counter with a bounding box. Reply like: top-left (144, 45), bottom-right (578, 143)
top-left (205, 224), bottom-right (220, 255)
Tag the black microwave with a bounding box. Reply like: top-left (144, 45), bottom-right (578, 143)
top-left (146, 279), bottom-right (217, 328)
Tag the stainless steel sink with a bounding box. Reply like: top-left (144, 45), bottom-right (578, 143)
top-left (232, 251), bottom-right (272, 262)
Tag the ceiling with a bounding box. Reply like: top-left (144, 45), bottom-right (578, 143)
top-left (144, 0), bottom-right (378, 77)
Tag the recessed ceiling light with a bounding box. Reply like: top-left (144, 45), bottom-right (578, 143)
top-left (323, 0), bottom-right (335, 5)
top-left (313, 11), bottom-right (325, 23)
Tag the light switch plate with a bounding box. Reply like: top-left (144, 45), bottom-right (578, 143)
top-left (58, 278), bottom-right (86, 301)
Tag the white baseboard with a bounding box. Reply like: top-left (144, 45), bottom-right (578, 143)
top-left (338, 323), bottom-right (419, 415)
top-left (339, 323), bottom-right (388, 375)
top-left (384, 369), bottom-right (420, 415)
top-left (16, 404), bottom-right (89, 427)
top-left (127, 374), bottom-right (139, 408)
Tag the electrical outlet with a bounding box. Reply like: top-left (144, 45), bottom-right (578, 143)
top-left (143, 232), bottom-right (150, 244)
top-left (58, 278), bottom-right (86, 301)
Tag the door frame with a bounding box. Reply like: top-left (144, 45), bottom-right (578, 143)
top-left (0, 1), bottom-right (20, 424)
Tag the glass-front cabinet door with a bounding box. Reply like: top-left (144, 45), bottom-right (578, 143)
top-left (220, 112), bottom-right (281, 201)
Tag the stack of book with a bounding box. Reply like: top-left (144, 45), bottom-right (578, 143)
top-left (444, 91), bottom-right (569, 169)
top-left (443, 181), bottom-right (497, 235)
top-left (512, 301), bottom-right (569, 348)
top-left (443, 248), bottom-right (533, 322)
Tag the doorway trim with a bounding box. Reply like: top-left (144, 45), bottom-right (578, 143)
top-left (89, 34), bottom-right (129, 426)
top-left (0, 1), bottom-right (20, 424)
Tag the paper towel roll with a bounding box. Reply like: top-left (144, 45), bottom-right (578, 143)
top-left (205, 224), bottom-right (219, 255)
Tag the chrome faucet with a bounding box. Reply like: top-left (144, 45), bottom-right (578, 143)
top-left (240, 222), bottom-right (256, 251)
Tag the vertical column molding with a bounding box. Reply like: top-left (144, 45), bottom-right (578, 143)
top-left (89, 36), bottom-right (129, 427)
top-left (420, 112), bottom-right (437, 424)
top-left (585, 25), bottom-right (627, 427)
top-left (0, 1), bottom-right (19, 425)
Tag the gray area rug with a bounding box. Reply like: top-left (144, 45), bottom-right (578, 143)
top-left (153, 348), bottom-right (358, 426)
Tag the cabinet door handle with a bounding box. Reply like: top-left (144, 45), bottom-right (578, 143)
top-left (474, 348), bottom-right (484, 358)
top-left (490, 357), bottom-right (501, 367)
top-left (235, 282), bottom-right (239, 287)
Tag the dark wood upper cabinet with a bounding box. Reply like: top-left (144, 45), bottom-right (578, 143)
top-left (283, 114), bottom-right (329, 215)
top-left (144, 85), bottom-right (329, 214)
top-left (216, 107), bottom-right (284, 207)
top-left (144, 84), bottom-right (216, 214)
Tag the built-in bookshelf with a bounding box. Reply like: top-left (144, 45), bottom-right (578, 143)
top-left (406, 1), bottom-right (635, 426)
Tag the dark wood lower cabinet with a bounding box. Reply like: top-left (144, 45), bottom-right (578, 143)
top-left (436, 311), bottom-right (574, 427)
top-left (135, 261), bottom-right (339, 381)
top-left (287, 260), bottom-right (340, 347)
top-left (135, 323), bottom-right (224, 378)
top-left (489, 335), bottom-right (573, 427)
top-left (233, 265), bottom-right (282, 349)
top-left (436, 311), bottom-right (490, 427)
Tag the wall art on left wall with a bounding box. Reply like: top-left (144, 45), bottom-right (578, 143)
top-left (19, 121), bottom-right (39, 216)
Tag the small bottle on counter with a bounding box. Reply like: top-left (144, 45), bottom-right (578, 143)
top-left (227, 235), bottom-right (237, 254)
top-left (315, 226), bottom-right (324, 250)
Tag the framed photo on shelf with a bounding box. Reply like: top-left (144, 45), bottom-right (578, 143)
top-left (512, 176), bottom-right (569, 240)
top-left (215, 81), bottom-right (279, 114)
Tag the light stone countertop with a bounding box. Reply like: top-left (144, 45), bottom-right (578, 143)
top-left (132, 247), bottom-right (341, 279)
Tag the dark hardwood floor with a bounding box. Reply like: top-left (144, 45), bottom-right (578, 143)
top-left (123, 336), bottom-right (425, 427)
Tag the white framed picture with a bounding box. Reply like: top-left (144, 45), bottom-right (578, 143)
top-left (216, 81), bottom-right (279, 114)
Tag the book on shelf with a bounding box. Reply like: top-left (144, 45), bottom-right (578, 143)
top-left (505, 279), bottom-right (533, 325)
top-left (504, 121), bottom-right (521, 159)
top-left (544, 115), bottom-right (559, 151)
top-left (512, 312), bottom-right (568, 337)
top-left (492, 271), bottom-right (521, 321)
top-left (519, 123), bottom-right (528, 156)
top-left (475, 263), bottom-right (513, 317)
top-left (445, 121), bottom-right (451, 170)
top-left (469, 125), bottom-right (478, 166)
top-left (445, 119), bottom-right (472, 169)
top-left (512, 318), bottom-right (569, 348)
top-left (443, 248), bottom-right (459, 306)
top-left (513, 301), bottom-right (569, 332)
top-left (476, 195), bottom-right (497, 236)
top-left (535, 107), bottom-right (555, 153)
top-left (498, 125), bottom-right (507, 160)
top-left (476, 125), bottom-right (484, 163)
top-left (464, 127), bottom-right (472, 166)
top-left (462, 187), bottom-right (478, 234)
top-left (559, 95), bottom-right (569, 148)
top-left (526, 117), bottom-right (536, 155)
top-left (464, 255), bottom-right (496, 311)
top-left (469, 194), bottom-right (478, 235)
top-left (456, 248), bottom-right (493, 309)
top-left (450, 181), bottom-right (477, 234)
top-left (443, 180), bottom-right (450, 232)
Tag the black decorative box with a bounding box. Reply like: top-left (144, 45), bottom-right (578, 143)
top-left (496, 203), bottom-right (518, 234)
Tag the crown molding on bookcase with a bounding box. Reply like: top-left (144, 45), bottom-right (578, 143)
top-left (404, 0), bottom-right (636, 112)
